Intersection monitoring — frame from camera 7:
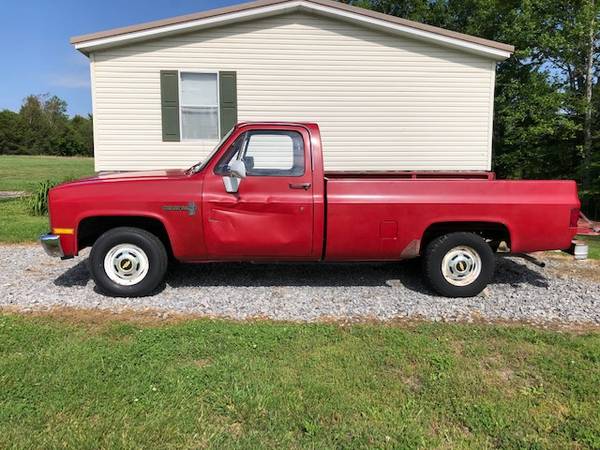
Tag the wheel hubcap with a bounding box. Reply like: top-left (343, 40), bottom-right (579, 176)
top-left (104, 244), bottom-right (149, 286)
top-left (441, 246), bottom-right (482, 286)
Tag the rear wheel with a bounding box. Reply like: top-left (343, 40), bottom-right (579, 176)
top-left (89, 227), bottom-right (168, 297)
top-left (423, 232), bottom-right (495, 297)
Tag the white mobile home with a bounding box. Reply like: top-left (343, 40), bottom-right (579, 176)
top-left (71, 0), bottom-right (513, 172)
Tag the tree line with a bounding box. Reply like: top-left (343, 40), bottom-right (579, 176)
top-left (344, 0), bottom-right (600, 217)
top-left (0, 94), bottom-right (93, 157)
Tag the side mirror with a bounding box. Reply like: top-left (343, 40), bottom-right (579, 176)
top-left (222, 159), bottom-right (246, 193)
top-left (228, 159), bottom-right (246, 179)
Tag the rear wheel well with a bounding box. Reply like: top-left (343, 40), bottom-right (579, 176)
top-left (421, 221), bottom-right (510, 254)
top-left (77, 216), bottom-right (173, 258)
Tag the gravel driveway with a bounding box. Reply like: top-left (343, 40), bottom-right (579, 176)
top-left (1, 244), bottom-right (599, 325)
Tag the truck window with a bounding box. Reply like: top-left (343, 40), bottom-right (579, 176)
top-left (215, 130), bottom-right (304, 177)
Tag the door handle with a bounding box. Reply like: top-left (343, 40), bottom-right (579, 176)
top-left (289, 183), bottom-right (311, 190)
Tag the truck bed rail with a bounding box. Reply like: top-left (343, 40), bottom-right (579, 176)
top-left (324, 171), bottom-right (495, 180)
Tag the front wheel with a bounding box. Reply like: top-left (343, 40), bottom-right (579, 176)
top-left (89, 227), bottom-right (168, 297)
top-left (423, 232), bottom-right (495, 297)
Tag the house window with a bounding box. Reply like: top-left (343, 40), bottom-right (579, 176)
top-left (180, 72), bottom-right (219, 140)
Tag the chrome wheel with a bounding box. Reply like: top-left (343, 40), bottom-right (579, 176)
top-left (441, 245), bottom-right (482, 286)
top-left (103, 243), bottom-right (149, 286)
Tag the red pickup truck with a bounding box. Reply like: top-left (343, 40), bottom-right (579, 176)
top-left (41, 122), bottom-right (587, 298)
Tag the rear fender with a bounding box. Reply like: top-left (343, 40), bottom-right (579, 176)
top-left (418, 219), bottom-right (513, 254)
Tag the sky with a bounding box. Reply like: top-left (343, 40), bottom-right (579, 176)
top-left (0, 0), bottom-right (241, 117)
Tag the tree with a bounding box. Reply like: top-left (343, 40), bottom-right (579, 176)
top-left (71, 114), bottom-right (94, 157)
top-left (19, 95), bottom-right (49, 154)
top-left (342, 0), bottom-right (599, 216)
top-left (0, 110), bottom-right (23, 154)
top-left (0, 94), bottom-right (94, 157)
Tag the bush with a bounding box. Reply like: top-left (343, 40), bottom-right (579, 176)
top-left (27, 180), bottom-right (61, 216)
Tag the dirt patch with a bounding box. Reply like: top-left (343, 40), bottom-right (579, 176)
top-left (402, 375), bottom-right (423, 393)
top-left (539, 252), bottom-right (600, 283)
top-left (0, 305), bottom-right (202, 327)
top-left (495, 367), bottom-right (514, 382)
top-left (0, 191), bottom-right (26, 199)
top-left (0, 241), bottom-right (39, 248)
top-left (193, 359), bottom-right (212, 369)
top-left (228, 422), bottom-right (243, 439)
top-left (2, 305), bottom-right (600, 334)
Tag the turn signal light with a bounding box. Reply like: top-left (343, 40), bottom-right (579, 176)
top-left (52, 228), bottom-right (74, 235)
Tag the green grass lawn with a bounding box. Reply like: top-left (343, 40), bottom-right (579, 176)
top-left (0, 314), bottom-right (598, 448)
top-left (0, 155), bottom-right (94, 192)
top-left (0, 198), bottom-right (48, 243)
top-left (581, 235), bottom-right (600, 259)
top-left (0, 155), bottom-right (94, 242)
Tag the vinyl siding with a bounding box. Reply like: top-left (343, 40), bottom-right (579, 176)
top-left (91, 12), bottom-right (496, 172)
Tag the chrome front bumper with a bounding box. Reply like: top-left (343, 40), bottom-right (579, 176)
top-left (39, 233), bottom-right (64, 258)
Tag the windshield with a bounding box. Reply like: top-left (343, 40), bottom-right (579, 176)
top-left (188, 127), bottom-right (236, 174)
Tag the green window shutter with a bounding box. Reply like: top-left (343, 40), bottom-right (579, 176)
top-left (160, 70), bottom-right (180, 142)
top-left (219, 71), bottom-right (237, 137)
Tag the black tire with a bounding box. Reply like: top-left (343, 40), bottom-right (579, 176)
top-left (89, 227), bottom-right (168, 297)
top-left (423, 232), bottom-right (495, 297)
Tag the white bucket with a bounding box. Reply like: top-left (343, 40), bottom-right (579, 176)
top-left (572, 241), bottom-right (589, 260)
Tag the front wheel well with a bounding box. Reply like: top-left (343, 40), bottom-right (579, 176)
top-left (421, 221), bottom-right (511, 254)
top-left (77, 216), bottom-right (173, 258)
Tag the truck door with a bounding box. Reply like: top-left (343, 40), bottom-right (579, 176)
top-left (202, 126), bottom-right (314, 259)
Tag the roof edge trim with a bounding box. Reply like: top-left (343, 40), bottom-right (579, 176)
top-left (71, 0), bottom-right (514, 59)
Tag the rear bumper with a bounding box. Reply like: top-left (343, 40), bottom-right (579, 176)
top-left (39, 233), bottom-right (64, 258)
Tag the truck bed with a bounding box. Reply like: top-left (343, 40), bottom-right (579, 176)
top-left (324, 177), bottom-right (579, 260)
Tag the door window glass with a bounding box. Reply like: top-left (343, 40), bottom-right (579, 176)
top-left (216, 130), bottom-right (305, 176)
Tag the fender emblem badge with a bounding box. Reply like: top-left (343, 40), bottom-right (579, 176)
top-left (162, 201), bottom-right (197, 216)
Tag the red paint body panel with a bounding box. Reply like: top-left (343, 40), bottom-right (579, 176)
top-left (47, 122), bottom-right (580, 263)
top-left (200, 125), bottom-right (317, 260)
top-left (49, 170), bottom-right (206, 259)
top-left (324, 178), bottom-right (579, 260)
